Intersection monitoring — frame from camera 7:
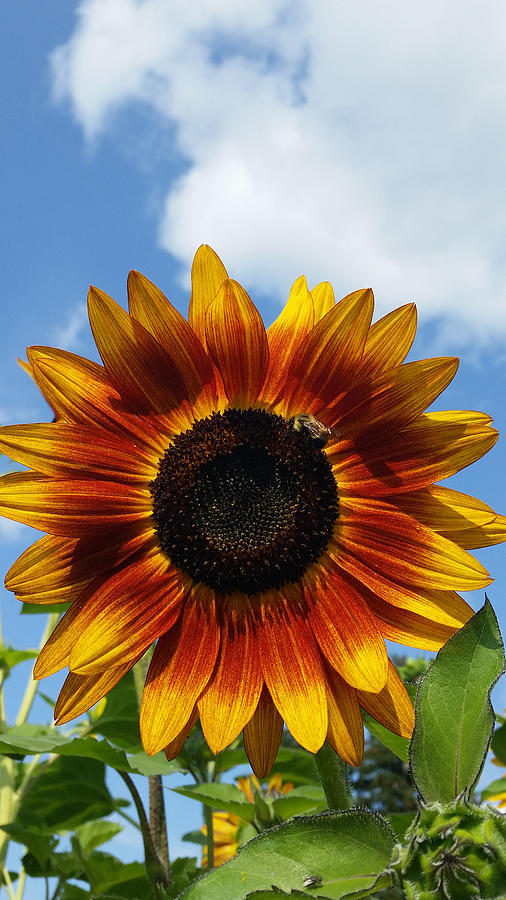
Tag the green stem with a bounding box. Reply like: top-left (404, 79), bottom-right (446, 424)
top-left (203, 804), bottom-right (214, 870)
top-left (15, 613), bottom-right (60, 726)
top-left (118, 770), bottom-right (169, 891)
top-left (314, 742), bottom-right (352, 810)
top-left (149, 775), bottom-right (170, 882)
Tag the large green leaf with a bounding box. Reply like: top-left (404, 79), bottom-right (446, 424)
top-left (271, 786), bottom-right (326, 819)
top-left (87, 670), bottom-right (141, 750)
top-left (410, 599), bottom-right (505, 803)
top-left (16, 756), bottom-right (114, 831)
top-left (178, 810), bottom-right (395, 899)
top-left (172, 783), bottom-right (257, 822)
top-left (0, 723), bottom-right (182, 776)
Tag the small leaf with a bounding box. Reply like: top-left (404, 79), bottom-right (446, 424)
top-left (172, 783), bottom-right (257, 822)
top-left (271, 786), bottom-right (326, 819)
top-left (74, 820), bottom-right (123, 855)
top-left (126, 750), bottom-right (185, 776)
top-left (480, 777), bottom-right (506, 801)
top-left (491, 721), bottom-right (506, 766)
top-left (21, 601), bottom-right (70, 615)
top-left (410, 599), bottom-right (505, 803)
top-left (0, 646), bottom-right (38, 673)
top-left (178, 809), bottom-right (395, 899)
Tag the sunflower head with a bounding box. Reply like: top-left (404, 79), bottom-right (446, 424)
top-left (0, 244), bottom-right (504, 775)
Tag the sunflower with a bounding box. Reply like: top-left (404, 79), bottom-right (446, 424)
top-left (0, 246), bottom-right (504, 776)
top-left (201, 773), bottom-right (294, 866)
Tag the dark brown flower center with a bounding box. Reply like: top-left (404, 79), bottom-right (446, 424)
top-left (150, 408), bottom-right (339, 595)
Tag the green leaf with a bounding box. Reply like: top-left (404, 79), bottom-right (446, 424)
top-left (88, 671), bottom-right (141, 750)
top-left (17, 756), bottom-right (114, 831)
top-left (178, 810), bottom-right (395, 899)
top-left (0, 646), bottom-right (38, 673)
top-left (271, 786), bottom-right (326, 819)
top-left (126, 750), bottom-right (185, 776)
top-left (0, 823), bottom-right (56, 865)
top-left (75, 820), bottom-right (123, 855)
top-left (410, 599), bottom-right (505, 803)
top-left (491, 721), bottom-right (506, 766)
top-left (480, 777), bottom-right (506, 801)
top-left (74, 850), bottom-right (150, 898)
top-left (172, 783), bottom-right (257, 822)
top-left (60, 887), bottom-right (90, 900)
top-left (362, 684), bottom-right (416, 764)
top-left (21, 601), bottom-right (70, 615)
top-left (383, 812), bottom-right (417, 842)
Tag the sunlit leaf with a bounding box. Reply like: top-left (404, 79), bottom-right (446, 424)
top-left (75, 819), bottom-right (123, 855)
top-left (271, 786), bottom-right (326, 819)
top-left (178, 810), bottom-right (395, 899)
top-left (410, 599), bottom-right (505, 803)
top-left (172, 783), bottom-right (257, 822)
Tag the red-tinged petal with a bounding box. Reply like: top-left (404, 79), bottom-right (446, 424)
top-left (368, 594), bottom-right (466, 651)
top-left (326, 357), bottom-right (459, 442)
top-left (198, 600), bottom-right (263, 754)
top-left (311, 282), bottom-right (335, 321)
top-left (262, 276), bottom-right (314, 405)
top-left (34, 596), bottom-right (91, 679)
top-left (88, 285), bottom-right (188, 414)
top-left (359, 304), bottom-right (417, 376)
top-left (243, 685), bottom-right (283, 778)
top-left (306, 561), bottom-right (388, 692)
top-left (357, 660), bottom-right (414, 739)
top-left (329, 413), bottom-right (498, 497)
top-left (330, 544), bottom-right (474, 628)
top-left (164, 706), bottom-right (199, 761)
top-left (0, 472), bottom-right (152, 535)
top-left (444, 514), bottom-right (506, 550)
top-left (54, 655), bottom-right (142, 725)
top-left (189, 245), bottom-right (229, 348)
top-left (337, 496), bottom-right (491, 591)
top-left (280, 288), bottom-right (374, 416)
top-left (324, 665), bottom-right (364, 766)
top-left (257, 588), bottom-right (327, 752)
top-left (127, 270), bottom-right (217, 406)
top-left (29, 348), bottom-right (167, 454)
top-left (6, 528), bottom-right (153, 604)
top-left (140, 586), bottom-right (220, 755)
top-left (206, 279), bottom-right (269, 407)
top-left (69, 560), bottom-right (187, 675)
top-left (0, 423), bottom-right (157, 483)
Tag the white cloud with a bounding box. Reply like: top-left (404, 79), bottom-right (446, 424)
top-left (52, 302), bottom-right (88, 352)
top-left (51, 0), bottom-right (506, 347)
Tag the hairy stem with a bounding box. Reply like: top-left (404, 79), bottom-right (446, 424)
top-left (203, 804), bottom-right (215, 869)
top-left (118, 770), bottom-right (169, 891)
top-left (314, 742), bottom-right (352, 810)
top-left (149, 775), bottom-right (170, 882)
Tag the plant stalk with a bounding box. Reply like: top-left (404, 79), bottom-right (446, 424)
top-left (314, 741), bottom-right (352, 810)
top-left (203, 803), bottom-right (215, 869)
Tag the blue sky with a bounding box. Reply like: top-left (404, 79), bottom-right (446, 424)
top-left (2, 0), bottom-right (506, 883)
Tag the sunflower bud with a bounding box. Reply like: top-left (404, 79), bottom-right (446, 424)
top-left (390, 799), bottom-right (506, 898)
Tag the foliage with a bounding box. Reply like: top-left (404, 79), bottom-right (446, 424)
top-left (0, 601), bottom-right (505, 899)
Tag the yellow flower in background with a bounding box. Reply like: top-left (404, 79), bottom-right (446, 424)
top-left (202, 774), bottom-right (294, 866)
top-left (0, 245), bottom-right (504, 774)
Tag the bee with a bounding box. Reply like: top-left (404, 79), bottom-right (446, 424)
top-left (288, 413), bottom-right (340, 449)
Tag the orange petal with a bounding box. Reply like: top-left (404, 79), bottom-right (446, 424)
top-left (34, 597), bottom-right (91, 679)
top-left (243, 685), bottom-right (283, 778)
top-left (88, 285), bottom-right (188, 414)
top-left (164, 706), bottom-right (199, 761)
top-left (357, 659), bottom-right (414, 739)
top-left (326, 357), bottom-right (459, 442)
top-left (127, 270), bottom-right (216, 406)
top-left (54, 655), bottom-right (142, 725)
top-left (393, 486), bottom-right (497, 532)
top-left (263, 276), bottom-right (314, 405)
top-left (307, 561), bottom-right (388, 692)
top-left (367, 593), bottom-right (469, 651)
top-left (329, 412), bottom-right (498, 497)
top-left (336, 496), bottom-right (491, 591)
top-left (0, 423), bottom-right (157, 483)
top-left (330, 544), bottom-right (474, 628)
top-left (311, 282), bottom-right (335, 321)
top-left (140, 586), bottom-right (220, 754)
top-left (359, 303), bottom-right (417, 376)
top-left (0, 472), bottom-right (152, 535)
top-left (280, 288), bottom-right (374, 416)
top-left (205, 279), bottom-right (269, 407)
top-left (325, 665), bottom-right (364, 766)
top-left (6, 528), bottom-right (152, 604)
top-left (29, 347), bottom-right (166, 454)
top-left (189, 245), bottom-right (229, 348)
top-left (198, 601), bottom-right (263, 754)
top-left (69, 559), bottom-right (186, 675)
top-left (257, 589), bottom-right (327, 752)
